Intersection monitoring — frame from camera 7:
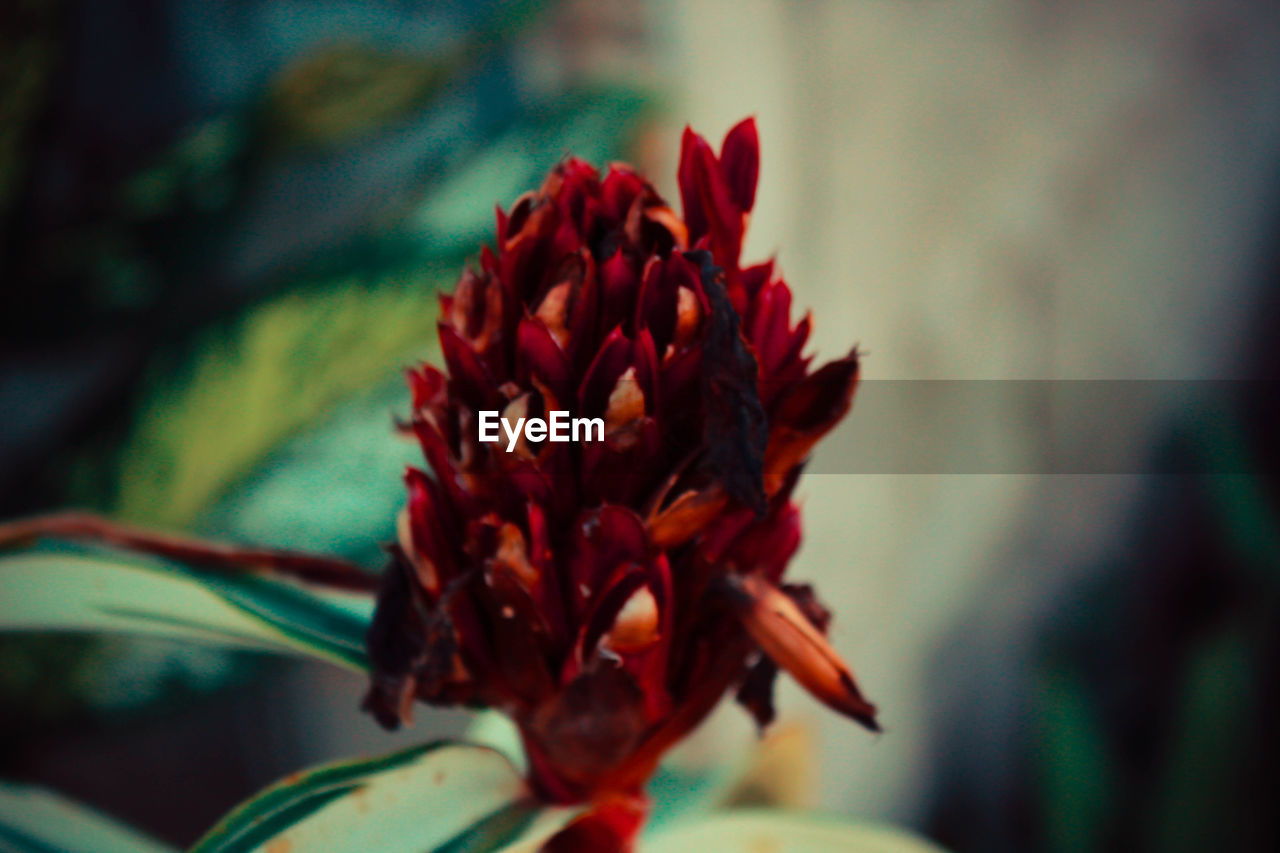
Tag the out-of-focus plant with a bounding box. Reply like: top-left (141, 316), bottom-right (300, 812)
top-left (924, 400), bottom-right (1280, 853)
top-left (0, 122), bottom-right (943, 852)
top-left (1026, 417), bottom-right (1280, 853)
top-left (0, 0), bottom-right (648, 727)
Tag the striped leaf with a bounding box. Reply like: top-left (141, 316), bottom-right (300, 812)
top-left (0, 550), bottom-right (372, 671)
top-left (110, 275), bottom-right (443, 531)
top-left (190, 742), bottom-right (564, 853)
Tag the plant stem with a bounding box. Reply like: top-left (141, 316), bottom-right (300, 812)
top-left (0, 511), bottom-right (380, 592)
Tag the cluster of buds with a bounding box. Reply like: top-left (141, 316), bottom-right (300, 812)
top-left (363, 119), bottom-right (875, 837)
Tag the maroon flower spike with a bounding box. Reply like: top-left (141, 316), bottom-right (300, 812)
top-left (363, 118), bottom-right (875, 847)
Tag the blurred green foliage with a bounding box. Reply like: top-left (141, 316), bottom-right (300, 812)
top-left (110, 273), bottom-right (445, 530)
top-left (1027, 414), bottom-right (1280, 853)
top-left (257, 0), bottom-right (549, 155)
top-left (1032, 664), bottom-right (1116, 853)
top-left (1, 0), bottom-right (654, 731)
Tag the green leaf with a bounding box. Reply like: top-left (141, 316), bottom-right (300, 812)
top-left (0, 633), bottom-right (241, 724)
top-left (260, 44), bottom-right (463, 154)
top-left (463, 711), bottom-right (526, 772)
top-left (199, 377), bottom-right (418, 567)
top-left (0, 780), bottom-right (176, 853)
top-left (0, 550), bottom-right (371, 671)
top-left (258, 0), bottom-right (553, 154)
top-left (111, 273), bottom-right (445, 530)
top-left (190, 742), bottom-right (547, 853)
top-left (640, 811), bottom-right (946, 852)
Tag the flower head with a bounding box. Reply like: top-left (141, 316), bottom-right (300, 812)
top-left (363, 119), bottom-right (875, 806)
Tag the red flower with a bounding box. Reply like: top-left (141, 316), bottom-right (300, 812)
top-left (363, 119), bottom-right (875, 822)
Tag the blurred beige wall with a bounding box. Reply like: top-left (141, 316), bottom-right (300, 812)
top-left (648, 0), bottom-right (1280, 822)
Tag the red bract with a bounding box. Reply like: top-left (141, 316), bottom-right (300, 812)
top-left (363, 119), bottom-right (876, 840)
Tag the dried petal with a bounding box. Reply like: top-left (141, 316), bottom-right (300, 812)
top-left (764, 350), bottom-right (860, 492)
top-left (722, 573), bottom-right (878, 731)
top-left (363, 552), bottom-right (428, 729)
top-left (735, 653), bottom-right (780, 730)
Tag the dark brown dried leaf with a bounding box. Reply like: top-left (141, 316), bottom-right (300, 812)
top-left (692, 251), bottom-right (768, 516)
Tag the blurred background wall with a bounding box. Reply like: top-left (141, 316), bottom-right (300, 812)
top-left (655, 2), bottom-right (1280, 845)
top-left (3, 1), bottom-right (1279, 850)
